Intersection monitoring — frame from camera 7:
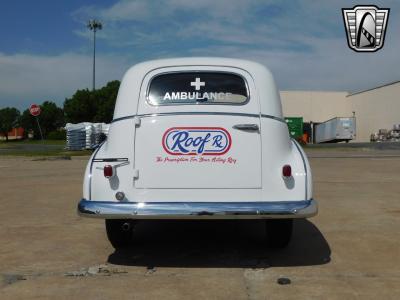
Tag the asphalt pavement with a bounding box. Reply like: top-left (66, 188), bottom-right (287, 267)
top-left (0, 151), bottom-right (399, 299)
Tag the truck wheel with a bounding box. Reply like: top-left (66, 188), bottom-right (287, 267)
top-left (105, 219), bottom-right (136, 249)
top-left (265, 219), bottom-right (293, 248)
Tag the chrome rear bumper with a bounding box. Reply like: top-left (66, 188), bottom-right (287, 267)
top-left (78, 199), bottom-right (317, 219)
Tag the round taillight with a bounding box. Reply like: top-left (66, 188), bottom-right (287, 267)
top-left (282, 165), bottom-right (292, 178)
top-left (104, 165), bottom-right (113, 178)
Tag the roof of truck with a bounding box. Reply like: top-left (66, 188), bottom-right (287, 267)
top-left (113, 57), bottom-right (282, 119)
top-left (128, 57), bottom-right (270, 73)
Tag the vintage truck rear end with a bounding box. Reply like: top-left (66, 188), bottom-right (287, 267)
top-left (78, 57), bottom-right (317, 248)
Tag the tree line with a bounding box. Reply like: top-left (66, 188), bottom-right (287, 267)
top-left (0, 80), bottom-right (120, 140)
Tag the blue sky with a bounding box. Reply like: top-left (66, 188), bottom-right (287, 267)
top-left (0, 0), bottom-right (399, 110)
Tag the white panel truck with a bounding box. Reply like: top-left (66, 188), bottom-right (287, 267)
top-left (78, 58), bottom-right (317, 248)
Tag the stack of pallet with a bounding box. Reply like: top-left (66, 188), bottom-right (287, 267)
top-left (66, 122), bottom-right (110, 150)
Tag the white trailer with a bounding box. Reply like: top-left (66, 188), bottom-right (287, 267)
top-left (315, 117), bottom-right (356, 143)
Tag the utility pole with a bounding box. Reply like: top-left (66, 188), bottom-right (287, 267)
top-left (87, 19), bottom-right (103, 91)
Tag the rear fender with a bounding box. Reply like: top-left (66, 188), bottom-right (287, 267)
top-left (84, 120), bottom-right (135, 201)
top-left (291, 139), bottom-right (312, 200)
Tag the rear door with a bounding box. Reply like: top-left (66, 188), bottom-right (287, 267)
top-left (134, 68), bottom-right (261, 189)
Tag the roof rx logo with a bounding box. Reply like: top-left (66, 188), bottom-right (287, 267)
top-left (342, 5), bottom-right (389, 52)
top-left (162, 127), bottom-right (232, 155)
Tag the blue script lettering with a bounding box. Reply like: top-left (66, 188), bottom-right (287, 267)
top-left (212, 135), bottom-right (224, 148)
top-left (171, 131), bottom-right (211, 154)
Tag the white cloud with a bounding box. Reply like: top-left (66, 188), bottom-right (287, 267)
top-left (2, 0), bottom-right (399, 110)
top-left (100, 0), bottom-right (150, 21)
top-left (0, 52), bottom-right (128, 110)
top-left (188, 33), bottom-right (400, 93)
top-left (74, 0), bottom-right (262, 23)
top-left (74, 0), bottom-right (398, 94)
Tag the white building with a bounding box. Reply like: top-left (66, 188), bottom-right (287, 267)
top-left (280, 81), bottom-right (400, 142)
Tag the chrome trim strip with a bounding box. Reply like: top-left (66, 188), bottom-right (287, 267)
top-left (112, 112), bottom-right (285, 123)
top-left (78, 199), bottom-right (317, 219)
top-left (93, 158), bottom-right (129, 162)
top-left (292, 139), bottom-right (308, 200)
top-left (261, 114), bottom-right (286, 123)
top-left (111, 115), bottom-right (136, 123)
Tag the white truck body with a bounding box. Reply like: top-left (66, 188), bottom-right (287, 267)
top-left (315, 117), bottom-right (356, 144)
top-left (78, 58), bottom-right (316, 221)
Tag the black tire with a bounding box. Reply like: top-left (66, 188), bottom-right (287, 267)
top-left (265, 219), bottom-right (293, 248)
top-left (105, 219), bottom-right (136, 249)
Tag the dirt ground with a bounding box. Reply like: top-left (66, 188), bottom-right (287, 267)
top-left (0, 152), bottom-right (399, 299)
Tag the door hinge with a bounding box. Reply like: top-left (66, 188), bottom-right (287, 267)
top-left (133, 117), bottom-right (141, 127)
top-left (133, 169), bottom-right (139, 180)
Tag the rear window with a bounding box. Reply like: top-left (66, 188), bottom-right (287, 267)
top-left (147, 72), bottom-right (248, 105)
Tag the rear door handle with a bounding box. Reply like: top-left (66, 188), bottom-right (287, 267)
top-left (232, 124), bottom-right (259, 132)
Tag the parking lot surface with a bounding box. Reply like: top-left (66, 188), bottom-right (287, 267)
top-left (0, 152), bottom-right (399, 299)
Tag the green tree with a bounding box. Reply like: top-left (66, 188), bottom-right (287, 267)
top-left (19, 109), bottom-right (35, 138)
top-left (38, 101), bottom-right (64, 137)
top-left (0, 107), bottom-right (20, 141)
top-left (63, 80), bottom-right (120, 124)
top-left (93, 80), bottom-right (120, 123)
top-left (64, 89), bottom-right (98, 123)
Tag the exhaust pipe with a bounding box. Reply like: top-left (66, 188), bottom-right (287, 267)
top-left (121, 222), bottom-right (131, 231)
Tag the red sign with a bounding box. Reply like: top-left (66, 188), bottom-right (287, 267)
top-left (29, 104), bottom-right (41, 117)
